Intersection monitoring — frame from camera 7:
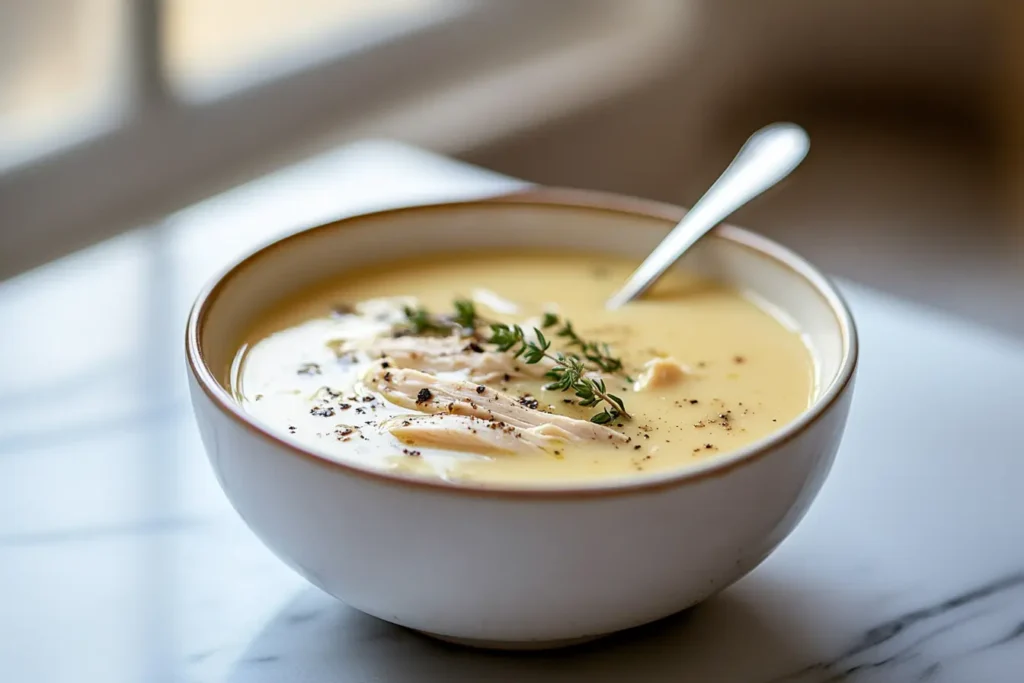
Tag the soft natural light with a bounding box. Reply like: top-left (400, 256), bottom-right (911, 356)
top-left (0, 0), bottom-right (126, 169)
top-left (163, 0), bottom-right (454, 100)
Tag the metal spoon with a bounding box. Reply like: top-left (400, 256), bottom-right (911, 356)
top-left (606, 122), bottom-right (810, 309)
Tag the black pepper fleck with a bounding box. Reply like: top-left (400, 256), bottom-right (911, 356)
top-left (297, 362), bottom-right (321, 376)
top-left (476, 385), bottom-right (486, 394)
top-left (416, 388), bottom-right (433, 404)
top-left (518, 396), bottom-right (539, 410)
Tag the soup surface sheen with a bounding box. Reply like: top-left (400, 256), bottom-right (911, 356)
top-left (233, 251), bottom-right (814, 485)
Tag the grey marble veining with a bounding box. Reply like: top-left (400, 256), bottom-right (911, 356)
top-left (188, 570), bottom-right (1024, 683)
top-left (0, 142), bottom-right (1022, 682)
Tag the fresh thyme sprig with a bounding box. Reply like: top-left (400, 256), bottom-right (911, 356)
top-left (401, 303), bottom-right (629, 377)
top-left (400, 305), bottom-right (452, 335)
top-left (396, 301), bottom-right (631, 424)
top-left (452, 299), bottom-right (480, 330)
top-left (488, 324), bottom-right (630, 424)
top-left (541, 312), bottom-right (629, 378)
top-left (399, 299), bottom-right (491, 336)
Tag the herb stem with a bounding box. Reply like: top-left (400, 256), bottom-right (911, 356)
top-left (488, 324), bottom-right (630, 423)
top-left (397, 301), bottom-right (632, 424)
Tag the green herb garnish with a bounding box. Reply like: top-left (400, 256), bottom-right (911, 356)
top-left (400, 305), bottom-right (451, 335)
top-left (397, 301), bottom-right (631, 424)
top-left (399, 299), bottom-right (490, 336)
top-left (488, 324), bottom-right (630, 423)
top-left (541, 313), bottom-right (629, 378)
top-left (452, 298), bottom-right (482, 331)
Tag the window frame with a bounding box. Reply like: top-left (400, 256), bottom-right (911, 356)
top-left (0, 0), bottom-right (686, 279)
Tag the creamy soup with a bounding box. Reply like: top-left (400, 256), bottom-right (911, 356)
top-left (231, 251), bottom-right (815, 485)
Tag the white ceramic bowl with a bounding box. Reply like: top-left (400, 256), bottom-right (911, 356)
top-left (186, 188), bottom-right (858, 649)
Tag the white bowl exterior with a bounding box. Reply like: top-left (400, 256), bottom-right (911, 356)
top-left (187, 198), bottom-right (856, 642)
top-left (190, 374), bottom-right (851, 641)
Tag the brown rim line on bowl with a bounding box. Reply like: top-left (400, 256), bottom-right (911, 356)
top-left (185, 187), bottom-right (858, 498)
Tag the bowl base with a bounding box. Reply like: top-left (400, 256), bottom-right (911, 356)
top-left (413, 629), bottom-right (611, 651)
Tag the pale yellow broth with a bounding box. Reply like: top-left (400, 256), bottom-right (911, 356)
top-left (232, 251), bottom-right (815, 485)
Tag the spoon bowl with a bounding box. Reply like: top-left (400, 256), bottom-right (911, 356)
top-left (606, 122), bottom-right (810, 309)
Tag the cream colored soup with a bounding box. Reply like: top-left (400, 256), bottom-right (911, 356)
top-left (232, 251), bottom-right (814, 485)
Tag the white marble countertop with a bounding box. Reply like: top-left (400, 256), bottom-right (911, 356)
top-left (1, 141), bottom-right (1022, 683)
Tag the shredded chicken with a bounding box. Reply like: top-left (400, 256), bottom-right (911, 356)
top-left (368, 366), bottom-right (630, 445)
top-left (380, 414), bottom-right (565, 455)
top-left (340, 334), bottom-right (556, 382)
top-left (633, 357), bottom-right (689, 392)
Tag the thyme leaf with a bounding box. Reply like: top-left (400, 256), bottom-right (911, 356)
top-left (542, 312), bottom-right (628, 377)
top-left (397, 302), bottom-right (632, 423)
top-left (487, 323), bottom-right (631, 422)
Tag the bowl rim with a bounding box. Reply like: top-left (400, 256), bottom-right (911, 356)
top-left (185, 186), bottom-right (858, 499)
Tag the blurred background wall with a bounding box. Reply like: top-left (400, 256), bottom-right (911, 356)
top-left (466, 0), bottom-right (1022, 335)
top-left (1, 0), bottom-right (1020, 333)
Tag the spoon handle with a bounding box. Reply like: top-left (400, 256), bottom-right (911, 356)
top-left (606, 123), bottom-right (810, 309)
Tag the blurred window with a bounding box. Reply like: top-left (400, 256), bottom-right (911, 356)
top-left (0, 0), bottom-right (127, 170)
top-left (163, 0), bottom-right (449, 101)
top-left (0, 0), bottom-right (454, 170)
top-left (0, 0), bottom-right (676, 278)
